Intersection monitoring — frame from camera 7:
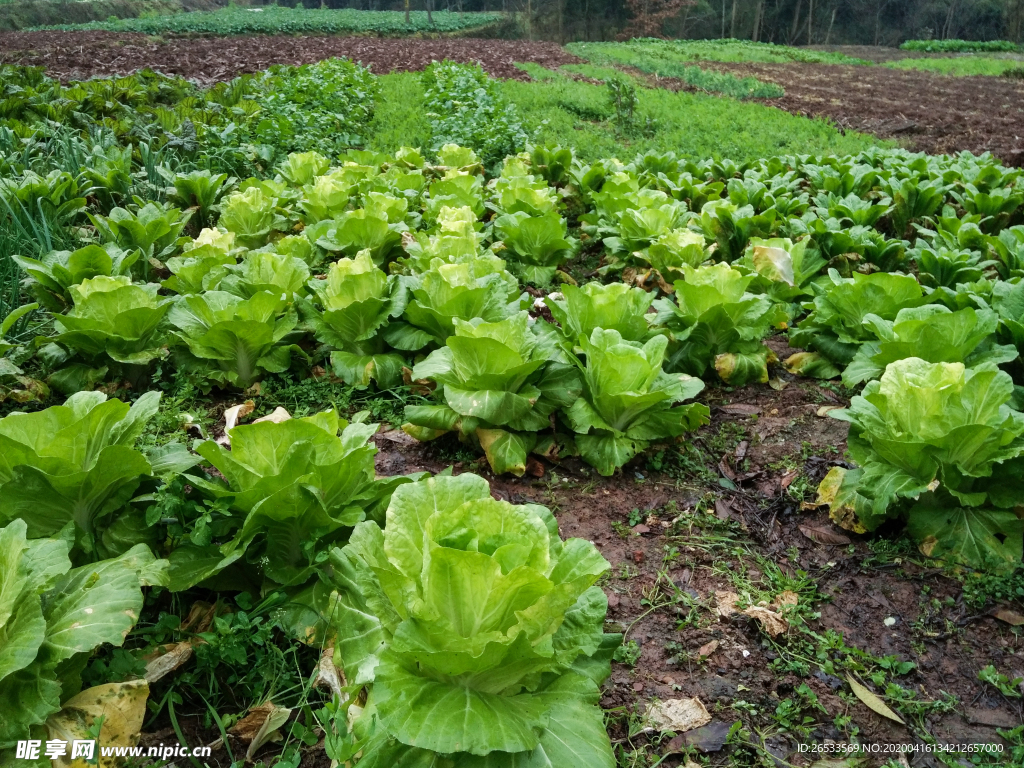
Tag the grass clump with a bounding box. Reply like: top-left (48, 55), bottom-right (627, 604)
top-left (901, 39), bottom-right (1020, 53)
top-left (498, 68), bottom-right (885, 163)
top-left (612, 38), bottom-right (869, 65)
top-left (884, 56), bottom-right (1024, 77)
top-left (569, 41), bottom-right (785, 99)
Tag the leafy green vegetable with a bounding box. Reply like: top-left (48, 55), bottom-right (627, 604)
top-left (162, 230), bottom-right (239, 295)
top-left (0, 519), bottom-right (162, 751)
top-left (300, 250), bottom-right (406, 388)
top-left (0, 391), bottom-right (165, 561)
top-left (788, 269), bottom-right (929, 372)
top-left (317, 473), bottom-right (618, 765)
top-left (306, 210), bottom-right (406, 267)
top-left (654, 263), bottom-right (787, 386)
top-left (168, 290), bottom-right (304, 391)
top-left (385, 259), bottom-right (525, 352)
top-left (545, 281), bottom-right (654, 344)
top-left (566, 329), bottom-right (709, 475)
top-left (218, 187), bottom-right (282, 249)
top-left (218, 251), bottom-right (311, 300)
top-left (53, 276), bottom-right (173, 374)
top-left (164, 169), bottom-right (235, 230)
top-left (185, 409), bottom-right (414, 589)
top-left (402, 313), bottom-right (580, 475)
top-left (827, 358), bottom-right (1024, 567)
top-left (493, 211), bottom-right (576, 286)
top-left (13, 244), bottom-right (141, 312)
top-left (89, 201), bottom-right (192, 264)
top-left (842, 305), bottom-right (1019, 387)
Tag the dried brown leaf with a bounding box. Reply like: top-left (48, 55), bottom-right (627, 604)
top-left (846, 675), bottom-right (906, 725)
top-left (799, 524), bottom-right (852, 546)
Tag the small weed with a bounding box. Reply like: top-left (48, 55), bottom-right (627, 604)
top-left (614, 639), bottom-right (642, 667)
top-left (978, 665), bottom-right (1023, 698)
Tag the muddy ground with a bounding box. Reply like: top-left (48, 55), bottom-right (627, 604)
top-left (697, 60), bottom-right (1024, 165)
top-left (0, 31), bottom-right (580, 82)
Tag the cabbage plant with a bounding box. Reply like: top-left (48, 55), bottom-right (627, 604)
top-left (218, 186), bottom-right (282, 248)
top-left (53, 276), bottom-right (173, 386)
top-left (842, 305), bottom-right (1019, 387)
top-left (736, 237), bottom-right (827, 306)
top-left (185, 410), bottom-right (417, 589)
top-left (826, 358), bottom-right (1024, 568)
top-left (318, 473), bottom-right (619, 766)
top-left (567, 329), bottom-right (709, 476)
top-left (306, 210), bottom-right (405, 266)
top-left (992, 279), bottom-right (1024, 353)
top-left (164, 168), bottom-right (235, 229)
top-left (168, 290), bottom-right (304, 390)
top-left (399, 205), bottom-right (482, 273)
top-left (89, 201), bottom-right (192, 263)
top-left (218, 251), bottom-right (311, 300)
top-left (300, 250), bottom-right (406, 388)
top-left (13, 244), bottom-right (141, 312)
top-left (163, 232), bottom-right (239, 295)
top-left (545, 281), bottom-right (655, 345)
top-left (0, 519), bottom-right (161, 752)
top-left (0, 391), bottom-right (163, 560)
top-left (787, 269), bottom-right (930, 377)
top-left (654, 263), bottom-right (788, 386)
top-left (384, 259), bottom-right (525, 352)
top-left (697, 199), bottom-right (777, 262)
top-left (492, 211), bottom-right (576, 285)
top-left (403, 313), bottom-right (581, 475)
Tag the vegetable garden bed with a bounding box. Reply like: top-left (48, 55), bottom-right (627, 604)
top-left (0, 53), bottom-right (1022, 768)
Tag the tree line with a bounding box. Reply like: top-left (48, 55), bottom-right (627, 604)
top-left (308, 0), bottom-right (1023, 44)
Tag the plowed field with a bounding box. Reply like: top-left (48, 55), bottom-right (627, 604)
top-left (0, 31), bottom-right (579, 82)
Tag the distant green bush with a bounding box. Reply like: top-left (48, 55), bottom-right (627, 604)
top-left (35, 6), bottom-right (506, 35)
top-left (900, 39), bottom-right (1020, 53)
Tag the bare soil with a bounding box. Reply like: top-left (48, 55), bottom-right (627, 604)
top-left (0, 31), bottom-right (580, 82)
top-left (698, 60), bottom-right (1024, 166)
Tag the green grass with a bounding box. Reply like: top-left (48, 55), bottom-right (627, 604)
top-left (498, 67), bottom-right (885, 163)
top-left (36, 6), bottom-right (506, 35)
top-left (901, 38), bottom-right (1020, 53)
top-left (366, 73), bottom-right (432, 155)
top-left (611, 38), bottom-right (868, 65)
top-left (884, 55), bottom-right (1024, 77)
top-left (569, 41), bottom-right (786, 99)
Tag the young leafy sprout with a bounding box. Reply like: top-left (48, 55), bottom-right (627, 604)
top-left (318, 473), bottom-right (620, 766)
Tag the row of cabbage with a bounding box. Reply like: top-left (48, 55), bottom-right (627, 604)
top-left (2, 137), bottom-right (1024, 760)
top-left (4, 140), bottom-right (1024, 572)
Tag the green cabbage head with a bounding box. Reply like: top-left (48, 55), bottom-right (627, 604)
top-left (319, 473), bottom-right (619, 766)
